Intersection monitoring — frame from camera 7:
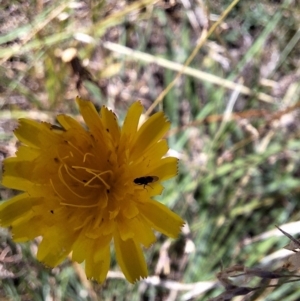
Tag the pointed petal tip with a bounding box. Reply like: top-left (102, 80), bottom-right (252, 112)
top-left (128, 273), bottom-right (148, 284)
top-left (75, 96), bottom-right (93, 106)
top-left (76, 95), bottom-right (89, 101)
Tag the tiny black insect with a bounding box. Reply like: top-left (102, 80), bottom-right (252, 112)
top-left (134, 176), bottom-right (159, 188)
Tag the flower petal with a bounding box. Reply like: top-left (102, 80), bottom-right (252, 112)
top-left (129, 139), bottom-right (169, 178)
top-left (117, 215), bottom-right (135, 241)
top-left (127, 215), bottom-right (156, 247)
top-left (136, 200), bottom-right (184, 238)
top-left (121, 101), bottom-right (143, 137)
top-left (16, 145), bottom-right (40, 160)
top-left (56, 114), bottom-right (83, 131)
top-left (100, 106), bottom-right (120, 142)
top-left (85, 240), bottom-right (110, 283)
top-left (2, 158), bottom-right (35, 190)
top-left (130, 112), bottom-right (170, 161)
top-left (122, 201), bottom-right (139, 219)
top-left (144, 139), bottom-right (169, 160)
top-left (114, 231), bottom-right (148, 283)
top-left (11, 216), bottom-right (43, 241)
top-left (131, 157), bottom-right (177, 184)
top-left (72, 232), bottom-right (91, 263)
top-left (0, 194), bottom-right (40, 227)
top-left (37, 226), bottom-right (77, 266)
top-left (148, 157), bottom-right (178, 181)
top-left (14, 119), bottom-right (62, 148)
top-left (76, 97), bottom-right (107, 145)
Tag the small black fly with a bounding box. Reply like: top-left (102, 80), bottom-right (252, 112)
top-left (134, 176), bottom-right (159, 188)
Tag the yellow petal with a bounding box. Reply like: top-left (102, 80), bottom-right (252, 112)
top-left (3, 150), bottom-right (61, 188)
top-left (0, 194), bottom-right (40, 227)
top-left (117, 215), bottom-right (135, 241)
top-left (14, 119), bottom-right (62, 148)
top-left (121, 102), bottom-right (143, 137)
top-left (129, 140), bottom-right (169, 177)
top-left (2, 158), bottom-right (35, 190)
top-left (12, 216), bottom-right (44, 241)
top-left (149, 182), bottom-right (164, 196)
top-left (148, 157), bottom-right (178, 181)
top-left (130, 157), bottom-right (178, 186)
top-left (127, 216), bottom-right (156, 247)
top-left (37, 226), bottom-right (77, 266)
top-left (76, 97), bottom-right (101, 130)
top-left (76, 97), bottom-right (107, 145)
top-left (56, 114), bottom-right (83, 131)
top-left (16, 145), bottom-right (40, 160)
top-left (85, 241), bottom-right (110, 283)
top-left (136, 200), bottom-right (184, 238)
top-left (122, 201), bottom-right (139, 219)
top-left (72, 232), bottom-right (91, 263)
top-left (114, 231), bottom-right (148, 283)
top-left (130, 112), bottom-right (170, 161)
top-left (144, 139), bottom-right (169, 160)
top-left (93, 235), bottom-right (112, 262)
top-left (100, 106), bottom-right (120, 142)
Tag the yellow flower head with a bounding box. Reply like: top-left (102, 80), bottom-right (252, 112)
top-left (0, 98), bottom-right (184, 283)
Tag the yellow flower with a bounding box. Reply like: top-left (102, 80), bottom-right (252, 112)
top-left (0, 97), bottom-right (184, 283)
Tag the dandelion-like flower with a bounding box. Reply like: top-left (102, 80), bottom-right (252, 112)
top-left (0, 97), bottom-right (184, 283)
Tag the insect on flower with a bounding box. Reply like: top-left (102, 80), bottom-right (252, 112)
top-left (0, 97), bottom-right (184, 284)
top-left (134, 176), bottom-right (159, 188)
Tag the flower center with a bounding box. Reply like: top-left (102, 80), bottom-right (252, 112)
top-left (50, 141), bottom-right (121, 207)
